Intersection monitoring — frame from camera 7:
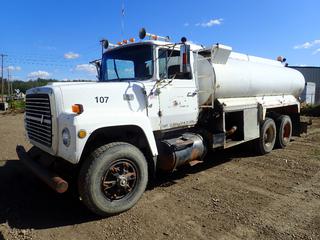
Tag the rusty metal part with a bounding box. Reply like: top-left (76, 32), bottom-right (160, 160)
top-left (157, 133), bottom-right (206, 172)
top-left (101, 160), bottom-right (137, 201)
top-left (16, 145), bottom-right (68, 193)
top-left (188, 160), bottom-right (204, 167)
top-left (226, 126), bottom-right (237, 136)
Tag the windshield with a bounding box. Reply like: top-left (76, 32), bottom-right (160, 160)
top-left (100, 44), bottom-right (154, 81)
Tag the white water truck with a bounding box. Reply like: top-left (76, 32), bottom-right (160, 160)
top-left (17, 28), bottom-right (305, 216)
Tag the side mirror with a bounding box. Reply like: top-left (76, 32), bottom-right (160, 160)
top-left (103, 40), bottom-right (109, 49)
top-left (180, 39), bottom-right (191, 75)
top-left (96, 61), bottom-right (101, 78)
top-left (90, 60), bottom-right (101, 80)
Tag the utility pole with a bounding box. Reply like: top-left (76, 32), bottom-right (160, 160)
top-left (1, 54), bottom-right (8, 103)
top-left (11, 76), bottom-right (13, 98)
top-left (7, 68), bottom-right (10, 101)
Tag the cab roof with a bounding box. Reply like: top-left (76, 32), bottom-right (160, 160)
top-left (105, 39), bottom-right (203, 52)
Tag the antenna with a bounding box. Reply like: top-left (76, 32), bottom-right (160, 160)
top-left (121, 0), bottom-right (125, 39)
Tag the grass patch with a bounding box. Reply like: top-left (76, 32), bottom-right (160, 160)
top-left (8, 100), bottom-right (25, 110)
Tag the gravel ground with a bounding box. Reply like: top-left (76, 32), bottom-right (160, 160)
top-left (0, 114), bottom-right (320, 240)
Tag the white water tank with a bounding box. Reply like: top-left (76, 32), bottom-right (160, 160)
top-left (196, 51), bottom-right (305, 105)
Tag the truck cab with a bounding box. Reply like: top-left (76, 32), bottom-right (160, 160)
top-left (98, 40), bottom-right (199, 131)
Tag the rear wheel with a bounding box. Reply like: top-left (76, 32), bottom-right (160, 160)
top-left (275, 115), bottom-right (292, 148)
top-left (78, 142), bottom-right (148, 216)
top-left (255, 118), bottom-right (277, 155)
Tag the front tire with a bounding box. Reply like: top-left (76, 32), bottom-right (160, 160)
top-left (255, 118), bottom-right (277, 155)
top-left (78, 142), bottom-right (148, 216)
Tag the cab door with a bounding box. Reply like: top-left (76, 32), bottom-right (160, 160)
top-left (157, 48), bottom-right (199, 130)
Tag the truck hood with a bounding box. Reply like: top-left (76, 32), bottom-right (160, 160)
top-left (27, 81), bottom-right (149, 116)
top-left (57, 81), bottom-right (148, 115)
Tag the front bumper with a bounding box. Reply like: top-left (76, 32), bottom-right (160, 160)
top-left (16, 145), bottom-right (68, 193)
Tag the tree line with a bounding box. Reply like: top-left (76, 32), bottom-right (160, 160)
top-left (0, 78), bottom-right (92, 94)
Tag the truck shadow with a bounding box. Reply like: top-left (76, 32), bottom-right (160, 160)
top-left (0, 143), bottom-right (256, 230)
top-left (0, 160), bottom-right (101, 230)
top-left (154, 142), bottom-right (257, 187)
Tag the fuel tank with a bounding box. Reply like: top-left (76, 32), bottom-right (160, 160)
top-left (157, 133), bottom-right (206, 172)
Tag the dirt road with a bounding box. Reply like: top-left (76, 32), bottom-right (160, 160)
top-left (0, 114), bottom-right (320, 240)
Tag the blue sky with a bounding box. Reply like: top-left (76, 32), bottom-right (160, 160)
top-left (0, 0), bottom-right (319, 81)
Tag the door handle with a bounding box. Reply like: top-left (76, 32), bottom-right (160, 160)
top-left (187, 91), bottom-right (197, 97)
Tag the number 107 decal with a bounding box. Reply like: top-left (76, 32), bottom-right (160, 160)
top-left (95, 96), bottom-right (109, 103)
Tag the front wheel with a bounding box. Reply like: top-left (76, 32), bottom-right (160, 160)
top-left (78, 142), bottom-right (148, 216)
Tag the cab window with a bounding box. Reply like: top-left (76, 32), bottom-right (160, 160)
top-left (158, 48), bottom-right (192, 80)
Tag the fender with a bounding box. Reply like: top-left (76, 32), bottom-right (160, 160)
top-left (57, 111), bottom-right (158, 164)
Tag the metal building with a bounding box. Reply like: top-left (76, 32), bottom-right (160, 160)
top-left (300, 82), bottom-right (316, 104)
top-left (290, 66), bottom-right (320, 104)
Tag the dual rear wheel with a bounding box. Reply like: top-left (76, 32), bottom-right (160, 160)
top-left (275, 115), bottom-right (292, 149)
top-left (255, 115), bottom-right (292, 155)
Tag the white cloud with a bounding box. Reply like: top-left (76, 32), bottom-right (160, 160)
top-left (294, 39), bottom-right (320, 49)
top-left (28, 70), bottom-right (50, 79)
top-left (75, 64), bottom-right (96, 75)
top-left (312, 48), bottom-right (320, 55)
top-left (64, 52), bottom-right (80, 59)
top-left (294, 42), bottom-right (312, 49)
top-left (7, 66), bottom-right (22, 72)
top-left (184, 22), bottom-right (189, 27)
top-left (196, 18), bottom-right (223, 27)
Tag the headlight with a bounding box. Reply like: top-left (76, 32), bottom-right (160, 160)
top-left (62, 128), bottom-right (71, 147)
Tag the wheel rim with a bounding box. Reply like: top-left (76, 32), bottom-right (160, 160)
top-left (283, 122), bottom-right (291, 142)
top-left (264, 125), bottom-right (275, 147)
top-left (101, 159), bottom-right (138, 201)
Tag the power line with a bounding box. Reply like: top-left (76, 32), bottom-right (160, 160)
top-left (7, 59), bottom-right (75, 68)
top-left (1, 42), bottom-right (101, 60)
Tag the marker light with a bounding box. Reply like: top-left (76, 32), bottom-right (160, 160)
top-left (123, 39), bottom-right (128, 44)
top-left (129, 38), bottom-right (135, 42)
top-left (117, 42), bottom-right (123, 45)
top-left (277, 56), bottom-right (287, 63)
top-left (72, 104), bottom-right (84, 114)
top-left (78, 130), bottom-right (87, 139)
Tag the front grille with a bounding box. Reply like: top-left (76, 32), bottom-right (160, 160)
top-left (25, 93), bottom-right (52, 147)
